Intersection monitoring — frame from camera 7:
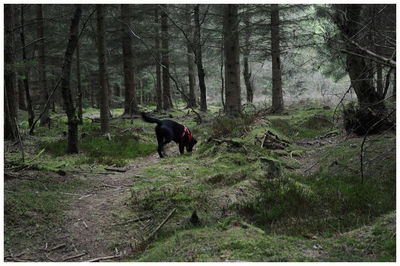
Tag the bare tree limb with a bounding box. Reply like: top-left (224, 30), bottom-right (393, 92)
top-left (349, 39), bottom-right (396, 68)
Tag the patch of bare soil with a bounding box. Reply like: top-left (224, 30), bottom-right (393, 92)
top-left (33, 145), bottom-right (178, 262)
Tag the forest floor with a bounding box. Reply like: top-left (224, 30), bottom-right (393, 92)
top-left (3, 103), bottom-right (396, 262)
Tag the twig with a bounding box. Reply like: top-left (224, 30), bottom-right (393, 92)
top-left (146, 208), bottom-right (176, 242)
top-left (86, 254), bottom-right (121, 262)
top-left (49, 243), bottom-right (66, 251)
top-left (63, 252), bottom-right (86, 261)
top-left (78, 194), bottom-right (92, 200)
top-left (82, 220), bottom-right (88, 229)
top-left (111, 215), bottom-right (152, 226)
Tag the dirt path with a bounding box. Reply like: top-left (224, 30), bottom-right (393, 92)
top-left (47, 145), bottom-right (178, 262)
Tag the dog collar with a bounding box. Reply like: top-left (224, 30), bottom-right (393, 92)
top-left (182, 126), bottom-right (192, 142)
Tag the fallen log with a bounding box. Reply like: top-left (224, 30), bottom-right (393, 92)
top-left (105, 167), bottom-right (129, 173)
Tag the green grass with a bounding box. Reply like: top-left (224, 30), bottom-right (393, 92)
top-left (4, 174), bottom-right (84, 249)
top-left (41, 135), bottom-right (157, 166)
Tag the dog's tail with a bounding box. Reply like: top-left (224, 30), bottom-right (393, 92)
top-left (141, 112), bottom-right (161, 124)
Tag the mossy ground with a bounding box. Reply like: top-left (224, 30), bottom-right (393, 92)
top-left (4, 103), bottom-right (396, 262)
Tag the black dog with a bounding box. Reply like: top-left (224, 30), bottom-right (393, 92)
top-left (141, 112), bottom-right (197, 158)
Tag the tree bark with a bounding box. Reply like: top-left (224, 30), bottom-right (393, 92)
top-left (60, 5), bottom-right (82, 153)
top-left (338, 5), bottom-right (384, 111)
top-left (243, 13), bottom-right (253, 103)
top-left (20, 4), bottom-right (34, 127)
top-left (121, 4), bottom-right (137, 116)
top-left (186, 9), bottom-right (197, 108)
top-left (154, 6), bottom-right (163, 111)
top-left (392, 69), bottom-right (396, 98)
top-left (36, 4), bottom-right (50, 126)
top-left (18, 79), bottom-right (27, 111)
top-left (161, 5), bottom-right (173, 110)
top-left (223, 4), bottom-right (241, 115)
top-left (76, 39), bottom-right (83, 124)
top-left (97, 4), bottom-right (109, 133)
top-left (4, 4), bottom-right (18, 140)
top-left (194, 4), bottom-right (207, 112)
top-left (271, 4), bottom-right (284, 113)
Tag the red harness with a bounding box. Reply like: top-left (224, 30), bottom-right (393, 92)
top-left (182, 126), bottom-right (192, 142)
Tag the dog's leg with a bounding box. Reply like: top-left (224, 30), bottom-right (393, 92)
top-left (156, 134), bottom-right (165, 158)
top-left (179, 142), bottom-right (185, 155)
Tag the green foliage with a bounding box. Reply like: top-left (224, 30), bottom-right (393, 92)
top-left (42, 134), bottom-right (156, 166)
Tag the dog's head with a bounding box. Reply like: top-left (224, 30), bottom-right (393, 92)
top-left (186, 137), bottom-right (198, 152)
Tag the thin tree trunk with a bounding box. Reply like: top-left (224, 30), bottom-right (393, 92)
top-left (60, 5), bottom-right (82, 153)
top-left (161, 5), bottom-right (173, 110)
top-left (20, 4), bottom-right (34, 127)
top-left (36, 4), bottom-right (50, 126)
top-left (97, 4), bottom-right (109, 133)
top-left (194, 4), bottom-right (207, 112)
top-left (220, 42), bottom-right (225, 110)
top-left (271, 4), bottom-right (284, 113)
top-left (243, 13), bottom-right (253, 103)
top-left (223, 4), bottom-right (241, 115)
top-left (18, 79), bottom-right (27, 111)
top-left (154, 7), bottom-right (163, 111)
top-left (392, 69), bottom-right (396, 98)
top-left (76, 39), bottom-right (83, 124)
top-left (121, 4), bottom-right (137, 116)
top-left (185, 9), bottom-right (197, 108)
top-left (5, 4), bottom-right (18, 140)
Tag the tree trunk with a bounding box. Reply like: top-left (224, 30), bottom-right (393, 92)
top-left (97, 4), bottom-right (109, 133)
top-left (161, 5), bottom-right (173, 110)
top-left (76, 39), bottom-right (83, 124)
top-left (154, 7), bottom-right (163, 111)
top-left (340, 5), bottom-right (384, 111)
top-left (243, 13), bottom-right (253, 103)
top-left (114, 84), bottom-right (121, 97)
top-left (392, 69), bottom-right (396, 98)
top-left (4, 4), bottom-right (18, 140)
top-left (194, 4), bottom-right (207, 112)
top-left (18, 79), bottom-right (27, 111)
top-left (271, 4), bottom-right (284, 113)
top-left (36, 4), bottom-right (50, 126)
top-left (121, 4), bottom-right (137, 116)
top-left (20, 4), bottom-right (34, 127)
top-left (223, 4), bottom-right (241, 115)
top-left (60, 5), bottom-right (82, 153)
top-left (220, 42), bottom-right (225, 110)
top-left (186, 9), bottom-right (197, 108)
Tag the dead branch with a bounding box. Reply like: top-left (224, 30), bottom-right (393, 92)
top-left (62, 252), bottom-right (86, 261)
top-left (146, 208), bottom-right (176, 242)
top-left (49, 243), bottom-right (66, 251)
top-left (105, 167), bottom-right (129, 173)
top-left (349, 39), bottom-right (396, 68)
top-left (111, 214), bottom-right (152, 226)
top-left (86, 254), bottom-right (121, 262)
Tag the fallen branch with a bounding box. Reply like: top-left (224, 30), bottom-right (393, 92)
top-left (105, 167), bottom-right (129, 173)
top-left (49, 243), bottom-right (66, 251)
top-left (111, 215), bottom-right (152, 226)
top-left (63, 252), bottom-right (86, 261)
top-left (146, 208), bottom-right (176, 242)
top-left (86, 254), bottom-right (121, 262)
